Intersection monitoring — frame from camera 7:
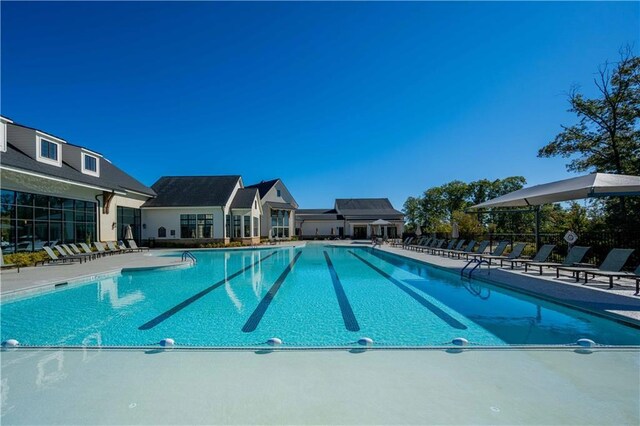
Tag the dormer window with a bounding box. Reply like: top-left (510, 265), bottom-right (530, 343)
top-left (277, 189), bottom-right (281, 197)
top-left (82, 152), bottom-right (100, 177)
top-left (36, 135), bottom-right (62, 167)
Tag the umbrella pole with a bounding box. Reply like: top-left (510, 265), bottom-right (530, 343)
top-left (534, 206), bottom-right (541, 252)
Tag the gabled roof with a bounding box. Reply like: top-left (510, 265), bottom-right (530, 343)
top-left (335, 198), bottom-right (403, 219)
top-left (245, 179), bottom-right (279, 198)
top-left (231, 188), bottom-right (259, 209)
top-left (142, 175), bottom-right (241, 208)
top-left (1, 142), bottom-right (156, 197)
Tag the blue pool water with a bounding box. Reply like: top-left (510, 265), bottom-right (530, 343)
top-left (2, 245), bottom-right (639, 347)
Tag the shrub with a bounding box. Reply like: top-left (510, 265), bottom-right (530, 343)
top-left (3, 251), bottom-right (49, 267)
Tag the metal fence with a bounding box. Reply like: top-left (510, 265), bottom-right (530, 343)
top-left (403, 230), bottom-right (640, 269)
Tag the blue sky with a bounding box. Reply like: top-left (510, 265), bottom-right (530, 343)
top-left (2, 2), bottom-right (638, 209)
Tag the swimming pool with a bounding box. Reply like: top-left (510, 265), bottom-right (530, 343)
top-left (2, 244), bottom-right (639, 347)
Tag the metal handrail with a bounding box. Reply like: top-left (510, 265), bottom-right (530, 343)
top-left (461, 258), bottom-right (490, 279)
top-left (181, 251), bottom-right (197, 264)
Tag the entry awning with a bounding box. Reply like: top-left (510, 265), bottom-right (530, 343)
top-left (470, 173), bottom-right (640, 209)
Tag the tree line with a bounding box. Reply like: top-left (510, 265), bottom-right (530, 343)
top-left (403, 48), bottom-right (640, 236)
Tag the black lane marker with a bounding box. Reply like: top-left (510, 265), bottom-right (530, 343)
top-left (348, 250), bottom-right (467, 330)
top-left (242, 251), bottom-right (303, 333)
top-left (324, 251), bottom-right (360, 332)
top-left (139, 251), bottom-right (277, 330)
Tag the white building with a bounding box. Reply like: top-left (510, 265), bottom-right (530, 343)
top-left (296, 198), bottom-right (404, 239)
top-left (141, 176), bottom-right (262, 245)
top-left (245, 179), bottom-right (298, 239)
top-left (0, 116), bottom-right (156, 253)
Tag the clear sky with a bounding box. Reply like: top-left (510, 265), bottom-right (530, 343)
top-left (2, 2), bottom-right (638, 209)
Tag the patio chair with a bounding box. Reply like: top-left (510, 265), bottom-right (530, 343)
top-left (481, 242), bottom-right (527, 266)
top-left (0, 248), bottom-right (19, 272)
top-left (127, 240), bottom-right (149, 252)
top-left (555, 248), bottom-right (635, 284)
top-left (581, 264), bottom-right (640, 293)
top-left (468, 241), bottom-right (508, 261)
top-left (407, 237), bottom-right (427, 251)
top-left (501, 244), bottom-right (555, 269)
top-left (106, 241), bottom-right (125, 254)
top-left (432, 239), bottom-right (458, 256)
top-left (118, 241), bottom-right (135, 253)
top-left (391, 237), bottom-right (408, 248)
top-left (401, 237), bottom-right (415, 249)
top-left (447, 240), bottom-right (476, 258)
top-left (38, 246), bottom-right (82, 265)
top-left (425, 239), bottom-right (446, 255)
top-left (79, 242), bottom-right (102, 258)
top-left (94, 241), bottom-right (114, 256)
top-left (439, 239), bottom-right (466, 257)
top-left (61, 244), bottom-right (95, 261)
top-left (462, 240), bottom-right (490, 260)
top-left (55, 245), bottom-right (87, 263)
top-left (525, 246), bottom-right (590, 275)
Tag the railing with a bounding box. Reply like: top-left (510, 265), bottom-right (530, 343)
top-left (181, 251), bottom-right (197, 264)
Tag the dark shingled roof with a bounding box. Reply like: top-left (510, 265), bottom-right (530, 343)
top-left (265, 201), bottom-right (296, 210)
top-left (335, 198), bottom-right (403, 219)
top-left (230, 188), bottom-right (259, 209)
top-left (2, 143), bottom-right (156, 197)
top-left (142, 176), bottom-right (241, 207)
top-left (245, 178), bottom-right (279, 198)
top-left (296, 208), bottom-right (341, 221)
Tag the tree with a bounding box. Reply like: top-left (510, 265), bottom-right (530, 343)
top-left (402, 196), bottom-right (422, 231)
top-left (538, 48), bottom-right (640, 228)
top-left (538, 48), bottom-right (639, 175)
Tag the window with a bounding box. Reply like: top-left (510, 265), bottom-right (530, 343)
top-left (225, 214), bottom-right (231, 238)
top-left (270, 209), bottom-right (290, 238)
top-left (0, 191), bottom-right (96, 253)
top-left (158, 227), bottom-right (166, 238)
top-left (82, 152), bottom-right (100, 176)
top-left (180, 214), bottom-right (197, 238)
top-left (244, 216), bottom-right (251, 238)
top-left (36, 136), bottom-right (62, 167)
top-left (197, 214), bottom-right (213, 238)
top-left (233, 215), bottom-right (241, 238)
top-left (117, 207), bottom-right (141, 241)
top-left (253, 217), bottom-right (259, 237)
top-left (277, 189), bottom-right (281, 197)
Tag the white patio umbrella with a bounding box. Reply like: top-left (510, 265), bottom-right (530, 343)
top-left (471, 173), bottom-right (640, 209)
top-left (415, 224), bottom-right (422, 236)
top-left (371, 219), bottom-right (392, 237)
top-left (124, 225), bottom-right (134, 240)
top-left (451, 222), bottom-right (459, 238)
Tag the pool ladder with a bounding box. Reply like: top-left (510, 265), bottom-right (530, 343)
top-left (460, 258), bottom-right (490, 279)
top-left (181, 251), bottom-right (197, 265)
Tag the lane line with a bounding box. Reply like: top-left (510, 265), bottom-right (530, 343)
top-left (138, 251), bottom-right (277, 330)
top-left (348, 250), bottom-right (467, 330)
top-left (242, 251), bottom-right (302, 333)
top-left (324, 251), bottom-right (360, 332)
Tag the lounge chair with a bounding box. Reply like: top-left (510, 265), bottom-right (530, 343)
top-left (79, 242), bottom-right (102, 258)
top-left (416, 238), bottom-right (438, 253)
top-left (391, 237), bottom-right (409, 248)
top-left (525, 246), bottom-right (590, 275)
top-left (447, 240), bottom-right (476, 258)
top-left (408, 237), bottom-right (430, 251)
top-left (61, 244), bottom-right (95, 261)
top-left (425, 239), bottom-right (446, 255)
top-left (94, 241), bottom-right (114, 256)
top-left (482, 242), bottom-right (527, 266)
top-left (38, 246), bottom-right (82, 265)
top-left (462, 240), bottom-right (490, 260)
top-left (54, 245), bottom-right (88, 263)
top-left (106, 241), bottom-right (125, 254)
top-left (0, 248), bottom-right (19, 272)
top-left (439, 239), bottom-right (466, 257)
top-left (432, 239), bottom-right (457, 256)
top-left (118, 241), bottom-right (135, 253)
top-left (127, 240), bottom-right (149, 252)
top-left (401, 237), bottom-right (415, 249)
top-left (555, 248), bottom-right (635, 284)
top-left (582, 265), bottom-right (640, 293)
top-left (501, 244), bottom-right (555, 269)
top-left (406, 236), bottom-right (424, 251)
top-left (468, 241), bottom-right (508, 261)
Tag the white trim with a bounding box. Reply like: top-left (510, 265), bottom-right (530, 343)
top-left (0, 164), bottom-right (126, 194)
top-left (141, 206), bottom-right (224, 209)
top-left (81, 151), bottom-right (100, 177)
top-left (35, 130), bottom-right (66, 144)
top-left (36, 135), bottom-right (62, 167)
top-left (0, 120), bottom-right (6, 153)
top-left (0, 116), bottom-right (14, 124)
top-left (122, 188), bottom-right (155, 198)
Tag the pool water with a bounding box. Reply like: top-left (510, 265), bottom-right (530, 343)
top-left (2, 245), bottom-right (639, 347)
